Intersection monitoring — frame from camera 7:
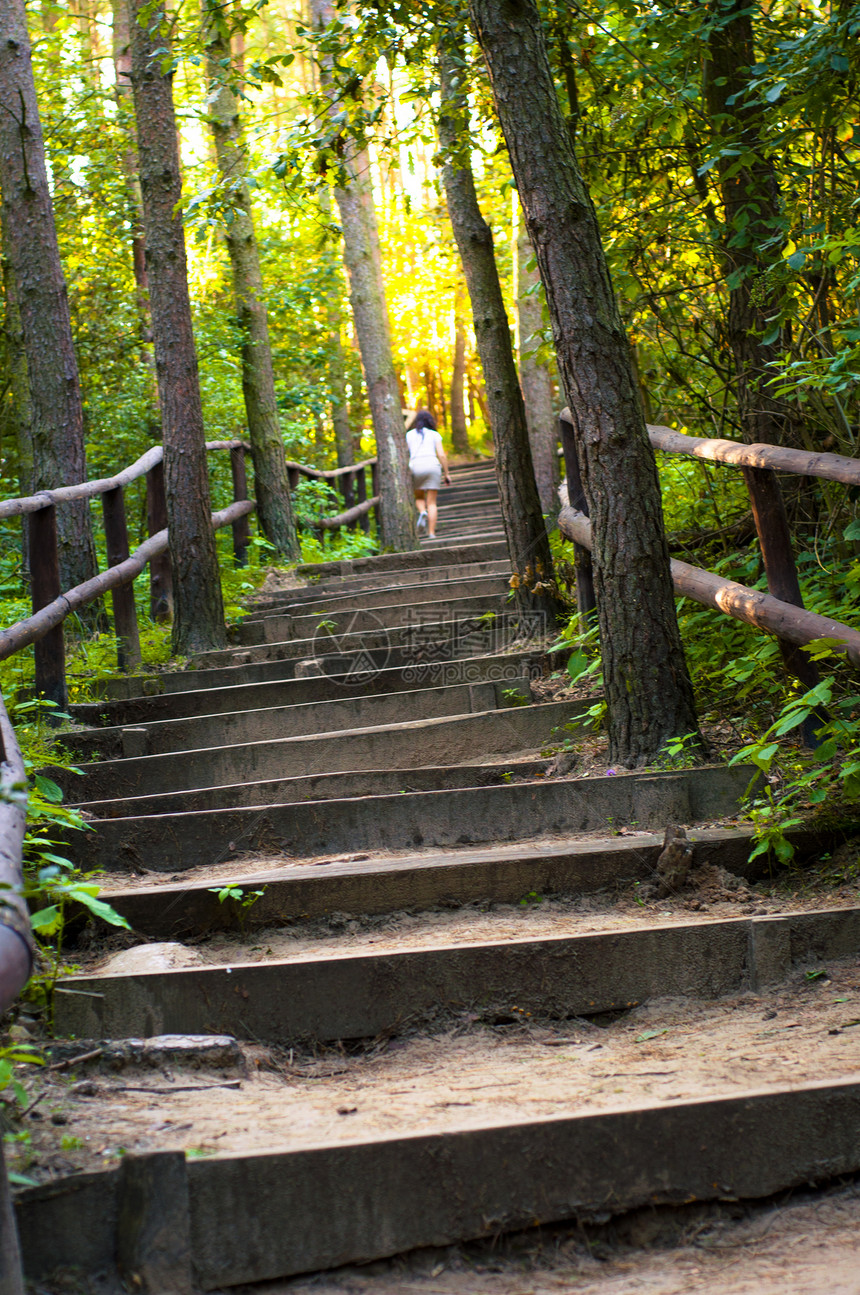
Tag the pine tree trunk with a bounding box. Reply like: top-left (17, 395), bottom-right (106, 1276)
top-left (450, 287), bottom-right (470, 454)
top-left (310, 0), bottom-right (416, 551)
top-left (111, 0), bottom-right (154, 354)
top-left (320, 188), bottom-right (354, 468)
top-left (0, 0), bottom-right (99, 597)
top-left (515, 198), bottom-right (558, 513)
top-left (438, 38), bottom-right (557, 623)
top-left (203, 2), bottom-right (299, 561)
top-left (702, 0), bottom-right (795, 449)
top-left (130, 0), bottom-right (226, 654)
top-left (469, 0), bottom-right (699, 766)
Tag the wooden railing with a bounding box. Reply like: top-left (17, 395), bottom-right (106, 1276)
top-left (0, 443), bottom-right (380, 709)
top-left (558, 409), bottom-right (860, 679)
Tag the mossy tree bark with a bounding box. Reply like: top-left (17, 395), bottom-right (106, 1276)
top-left (438, 36), bottom-right (557, 624)
top-left (310, 0), bottom-right (416, 551)
top-left (202, 2), bottom-right (300, 561)
top-left (130, 0), bottom-right (226, 654)
top-left (0, 0), bottom-right (99, 600)
top-left (470, 0), bottom-right (699, 766)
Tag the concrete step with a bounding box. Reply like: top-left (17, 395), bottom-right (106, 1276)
top-left (295, 539), bottom-right (509, 581)
top-left (241, 574), bottom-right (511, 625)
top-left (54, 903), bottom-right (860, 1044)
top-left (81, 637), bottom-right (534, 703)
top-left (191, 605), bottom-right (537, 671)
top-left (17, 1057), bottom-right (860, 1287)
top-left (54, 698), bottom-right (587, 805)
top-left (69, 651), bottom-right (540, 729)
top-left (104, 824), bottom-right (775, 938)
top-left (236, 591), bottom-right (511, 647)
top-left (246, 561), bottom-right (512, 612)
top-left (73, 754), bottom-right (548, 821)
top-left (63, 677), bottom-right (534, 763)
top-left (69, 761), bottom-right (750, 874)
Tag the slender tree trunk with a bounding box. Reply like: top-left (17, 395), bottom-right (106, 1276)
top-left (702, 0), bottom-right (795, 450)
top-left (0, 0), bottom-right (99, 598)
top-left (203, 1), bottom-right (299, 560)
top-left (320, 188), bottom-right (354, 468)
top-left (450, 285), bottom-right (470, 454)
top-left (513, 192), bottom-right (558, 513)
top-left (469, 0), bottom-right (699, 766)
top-left (310, 0), bottom-right (416, 551)
top-left (438, 37), bottom-right (557, 623)
top-left (111, 0), bottom-right (154, 355)
top-left (130, 0), bottom-right (226, 653)
top-left (0, 246), bottom-right (32, 497)
top-left (329, 320), bottom-right (354, 468)
top-left (703, 0), bottom-right (820, 702)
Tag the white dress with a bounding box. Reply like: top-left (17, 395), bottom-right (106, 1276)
top-left (407, 427), bottom-right (444, 491)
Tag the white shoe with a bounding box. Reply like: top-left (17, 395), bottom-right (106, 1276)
top-left (417, 512), bottom-right (428, 532)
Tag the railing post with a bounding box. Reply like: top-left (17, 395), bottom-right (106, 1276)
top-left (146, 462), bottom-right (173, 622)
top-left (29, 504), bottom-right (66, 711)
top-left (102, 486), bottom-right (142, 673)
top-left (340, 468), bottom-right (355, 516)
top-left (370, 460), bottom-right (380, 532)
top-left (230, 445), bottom-right (250, 567)
top-left (559, 411), bottom-right (596, 631)
top-left (355, 465), bottom-right (369, 534)
top-left (0, 1138), bottom-right (25, 1295)
top-left (742, 465), bottom-right (824, 745)
top-left (287, 466), bottom-right (300, 491)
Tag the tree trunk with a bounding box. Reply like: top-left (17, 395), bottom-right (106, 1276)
top-left (111, 0), bottom-right (155, 358)
top-left (702, 0), bottom-right (795, 449)
top-left (310, 0), bottom-right (416, 551)
top-left (438, 37), bottom-right (557, 624)
top-left (130, 0), bottom-right (226, 654)
top-left (469, 0), bottom-right (699, 766)
top-left (0, 0), bottom-right (99, 599)
top-left (203, 1), bottom-right (300, 561)
top-left (0, 245), bottom-right (33, 499)
top-left (514, 193), bottom-right (558, 513)
top-left (320, 188), bottom-right (354, 468)
top-left (450, 287), bottom-right (470, 454)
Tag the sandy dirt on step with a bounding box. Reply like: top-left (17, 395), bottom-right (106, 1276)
top-left (218, 1183), bottom-right (860, 1295)
top-left (84, 869), bottom-right (860, 971)
top-left (9, 962), bottom-right (860, 1187)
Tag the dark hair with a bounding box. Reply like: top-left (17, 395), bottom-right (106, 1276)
top-left (413, 408), bottom-right (437, 432)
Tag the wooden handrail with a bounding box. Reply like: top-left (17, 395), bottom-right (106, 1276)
top-left (285, 455), bottom-right (377, 482)
top-left (300, 495), bottom-right (380, 530)
top-left (0, 691), bottom-right (33, 1014)
top-left (646, 424), bottom-right (860, 487)
top-left (0, 501), bottom-right (254, 664)
top-left (558, 504), bottom-right (860, 668)
top-left (0, 440), bottom-right (245, 520)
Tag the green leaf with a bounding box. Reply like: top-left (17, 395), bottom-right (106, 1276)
top-left (30, 906), bottom-right (62, 934)
top-left (66, 889), bottom-right (131, 930)
top-left (634, 1029), bottom-right (669, 1044)
top-left (566, 649), bottom-right (588, 682)
top-left (765, 80), bottom-right (787, 102)
top-left (844, 521), bottom-right (860, 542)
top-left (33, 776), bottom-right (64, 803)
top-left (786, 250), bottom-right (806, 270)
